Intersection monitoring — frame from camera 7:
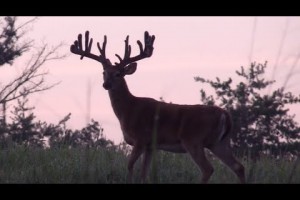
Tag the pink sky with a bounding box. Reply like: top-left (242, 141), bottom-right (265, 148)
top-left (3, 17), bottom-right (300, 143)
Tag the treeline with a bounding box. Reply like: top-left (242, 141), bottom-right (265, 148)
top-left (0, 95), bottom-right (119, 150)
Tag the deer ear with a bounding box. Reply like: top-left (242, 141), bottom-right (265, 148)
top-left (124, 63), bottom-right (137, 75)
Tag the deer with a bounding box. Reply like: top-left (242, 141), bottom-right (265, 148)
top-left (70, 31), bottom-right (246, 184)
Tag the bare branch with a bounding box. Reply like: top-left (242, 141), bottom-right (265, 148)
top-left (15, 17), bottom-right (38, 32)
top-left (0, 43), bottom-right (65, 104)
top-left (4, 81), bottom-right (60, 102)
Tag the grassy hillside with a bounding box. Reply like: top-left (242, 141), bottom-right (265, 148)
top-left (0, 146), bottom-right (298, 183)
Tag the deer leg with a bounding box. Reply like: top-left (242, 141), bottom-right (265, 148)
top-left (140, 148), bottom-right (152, 183)
top-left (210, 144), bottom-right (246, 184)
top-left (183, 143), bottom-right (214, 183)
top-left (127, 145), bottom-right (143, 183)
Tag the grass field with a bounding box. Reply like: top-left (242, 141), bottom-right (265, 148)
top-left (0, 146), bottom-right (298, 183)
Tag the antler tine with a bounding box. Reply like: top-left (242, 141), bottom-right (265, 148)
top-left (144, 31), bottom-right (155, 57)
top-left (115, 35), bottom-right (131, 65)
top-left (124, 36), bottom-right (132, 61)
top-left (70, 31), bottom-right (109, 65)
top-left (97, 35), bottom-right (107, 59)
top-left (115, 31), bottom-right (155, 68)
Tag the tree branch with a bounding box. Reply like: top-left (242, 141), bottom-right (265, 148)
top-left (0, 43), bottom-right (66, 104)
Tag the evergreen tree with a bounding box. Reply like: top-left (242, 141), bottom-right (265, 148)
top-left (0, 16), bottom-right (32, 66)
top-left (8, 95), bottom-right (44, 147)
top-left (195, 62), bottom-right (300, 158)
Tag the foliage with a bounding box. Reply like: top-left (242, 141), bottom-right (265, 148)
top-left (0, 16), bottom-right (33, 66)
top-left (0, 95), bottom-right (116, 150)
top-left (195, 62), bottom-right (300, 158)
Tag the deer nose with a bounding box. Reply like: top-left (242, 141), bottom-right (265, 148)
top-left (103, 81), bottom-right (112, 90)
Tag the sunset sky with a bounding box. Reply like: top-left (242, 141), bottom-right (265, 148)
top-left (2, 17), bottom-right (300, 143)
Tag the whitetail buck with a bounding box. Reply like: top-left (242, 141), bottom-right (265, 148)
top-left (70, 31), bottom-right (245, 183)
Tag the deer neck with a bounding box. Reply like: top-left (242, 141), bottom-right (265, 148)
top-left (108, 78), bottom-right (134, 119)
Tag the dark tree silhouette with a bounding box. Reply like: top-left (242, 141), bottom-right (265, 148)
top-left (0, 16), bottom-right (64, 129)
top-left (0, 95), bottom-right (115, 149)
top-left (195, 62), bottom-right (300, 159)
top-left (0, 16), bottom-right (33, 66)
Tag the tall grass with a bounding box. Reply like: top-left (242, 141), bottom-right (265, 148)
top-left (0, 146), bottom-right (298, 183)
